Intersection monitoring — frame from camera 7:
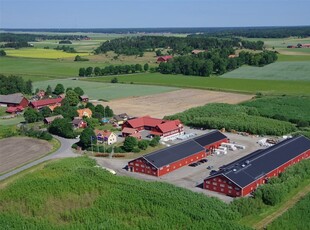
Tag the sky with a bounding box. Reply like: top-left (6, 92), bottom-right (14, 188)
top-left (0, 0), bottom-right (309, 28)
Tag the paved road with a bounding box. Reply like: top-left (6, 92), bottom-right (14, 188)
top-left (0, 136), bottom-right (79, 181)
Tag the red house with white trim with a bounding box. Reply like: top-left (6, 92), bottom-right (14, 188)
top-left (122, 116), bottom-right (184, 140)
top-left (203, 135), bottom-right (310, 197)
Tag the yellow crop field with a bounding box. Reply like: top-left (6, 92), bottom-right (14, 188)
top-left (5, 48), bottom-right (90, 59)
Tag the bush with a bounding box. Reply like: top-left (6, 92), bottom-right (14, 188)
top-left (138, 140), bottom-right (149, 150)
top-left (111, 77), bottom-right (118, 83)
top-left (149, 136), bottom-right (160, 147)
top-left (133, 147), bottom-right (141, 153)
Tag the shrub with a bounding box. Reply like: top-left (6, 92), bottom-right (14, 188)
top-left (133, 147), bottom-right (141, 153)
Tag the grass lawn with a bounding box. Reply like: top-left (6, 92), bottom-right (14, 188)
top-left (0, 107), bottom-right (7, 116)
top-left (277, 54), bottom-right (310, 62)
top-left (221, 61), bottom-right (310, 81)
top-left (0, 116), bottom-right (25, 126)
top-left (33, 79), bottom-right (180, 100)
top-left (4, 48), bottom-right (90, 59)
top-left (83, 73), bottom-right (310, 96)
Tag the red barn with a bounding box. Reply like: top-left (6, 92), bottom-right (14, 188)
top-left (128, 130), bottom-right (228, 176)
top-left (128, 139), bottom-right (206, 177)
top-left (0, 93), bottom-right (29, 109)
top-left (203, 136), bottom-right (310, 197)
top-left (29, 98), bottom-right (63, 110)
top-left (157, 55), bottom-right (173, 63)
top-left (122, 116), bottom-right (184, 139)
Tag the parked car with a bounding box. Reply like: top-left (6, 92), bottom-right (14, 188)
top-left (198, 159), bottom-right (208, 163)
top-left (207, 165), bottom-right (214, 170)
top-left (189, 163), bottom-right (198, 167)
top-left (210, 170), bottom-right (217, 175)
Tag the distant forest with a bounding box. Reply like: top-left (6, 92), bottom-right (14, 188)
top-left (3, 26), bottom-right (310, 37)
top-left (95, 36), bottom-right (264, 55)
top-left (0, 33), bottom-right (89, 43)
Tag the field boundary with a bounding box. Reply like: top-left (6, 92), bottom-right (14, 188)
top-left (0, 137), bottom-right (60, 176)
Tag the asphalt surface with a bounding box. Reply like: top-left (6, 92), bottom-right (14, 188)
top-left (0, 136), bottom-right (78, 181)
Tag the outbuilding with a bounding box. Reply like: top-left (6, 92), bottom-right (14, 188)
top-left (157, 55), bottom-right (173, 63)
top-left (0, 93), bottom-right (29, 109)
top-left (203, 135), bottom-right (310, 197)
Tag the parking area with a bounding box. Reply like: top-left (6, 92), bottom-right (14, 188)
top-left (95, 129), bottom-right (265, 202)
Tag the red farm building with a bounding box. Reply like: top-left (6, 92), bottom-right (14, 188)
top-left (128, 139), bottom-right (206, 177)
top-left (122, 116), bottom-right (184, 140)
top-left (157, 55), bottom-right (173, 63)
top-left (128, 130), bottom-right (228, 176)
top-left (29, 98), bottom-right (63, 110)
top-left (0, 93), bottom-right (29, 113)
top-left (203, 135), bottom-right (310, 197)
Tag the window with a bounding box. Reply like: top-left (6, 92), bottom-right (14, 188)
top-left (135, 163), bottom-right (139, 166)
top-left (251, 187), bottom-right (253, 190)
top-left (142, 170), bottom-right (144, 172)
top-left (218, 179), bottom-right (222, 182)
top-left (221, 188), bottom-right (224, 192)
top-left (213, 187), bottom-right (217, 190)
top-left (141, 165), bottom-right (145, 168)
top-left (206, 181), bottom-right (210, 184)
top-left (228, 190), bottom-right (232, 194)
top-left (235, 187), bottom-right (240, 191)
top-left (206, 185), bottom-right (209, 188)
top-left (212, 182), bottom-right (217, 186)
top-left (220, 184), bottom-right (225, 188)
top-left (196, 157), bottom-right (198, 159)
top-left (228, 186), bottom-right (232, 189)
top-left (236, 192), bottom-right (240, 196)
top-left (228, 181), bottom-right (232, 185)
top-left (213, 178), bottom-right (217, 181)
top-left (146, 166), bottom-right (150, 169)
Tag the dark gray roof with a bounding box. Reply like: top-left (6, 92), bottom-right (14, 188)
top-left (72, 117), bottom-right (83, 125)
top-left (207, 136), bottom-right (310, 188)
top-left (44, 115), bottom-right (63, 123)
top-left (194, 130), bottom-right (228, 147)
top-left (143, 139), bottom-right (205, 168)
top-left (0, 93), bottom-right (24, 104)
top-left (79, 95), bottom-right (89, 99)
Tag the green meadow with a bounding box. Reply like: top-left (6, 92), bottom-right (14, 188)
top-left (221, 62), bottom-right (310, 81)
top-left (33, 79), bottom-right (179, 100)
top-left (83, 73), bottom-right (310, 96)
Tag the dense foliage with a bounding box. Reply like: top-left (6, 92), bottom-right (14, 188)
top-left (0, 50), bottom-right (6, 56)
top-left (231, 159), bottom-right (310, 216)
top-left (59, 40), bottom-right (72, 44)
top-left (20, 127), bottom-right (53, 141)
top-left (0, 41), bottom-right (31, 49)
top-left (74, 55), bottom-right (89, 62)
top-left (24, 108), bottom-right (42, 123)
top-left (242, 96), bottom-right (310, 126)
top-left (0, 75), bottom-right (32, 95)
top-left (48, 118), bottom-right (77, 138)
top-left (158, 50), bottom-right (277, 76)
top-left (268, 193), bottom-right (310, 230)
top-left (54, 45), bottom-right (77, 53)
top-left (165, 103), bottom-right (296, 136)
top-left (95, 36), bottom-right (262, 55)
top-left (79, 63), bottom-right (145, 77)
top-left (0, 157), bottom-right (249, 229)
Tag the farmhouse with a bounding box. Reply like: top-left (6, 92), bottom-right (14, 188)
top-left (128, 130), bottom-right (228, 176)
top-left (203, 135), bottom-right (310, 197)
top-left (157, 55), bottom-right (173, 63)
top-left (122, 116), bottom-right (184, 140)
top-left (79, 95), bottom-right (89, 102)
top-left (77, 108), bottom-right (92, 118)
top-left (72, 117), bottom-right (87, 129)
top-left (0, 93), bottom-right (29, 109)
top-left (44, 115), bottom-right (63, 124)
top-left (95, 130), bottom-right (117, 145)
top-left (128, 139), bottom-right (206, 177)
top-left (112, 113), bottom-right (129, 125)
top-left (29, 98), bottom-right (63, 110)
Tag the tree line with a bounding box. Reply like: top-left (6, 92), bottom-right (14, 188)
top-left (0, 41), bottom-right (31, 49)
top-left (79, 63), bottom-right (149, 77)
top-left (95, 36), bottom-right (263, 56)
top-left (0, 75), bottom-right (32, 95)
top-left (0, 33), bottom-right (89, 43)
top-left (158, 50), bottom-right (277, 76)
top-left (54, 45), bottom-right (77, 53)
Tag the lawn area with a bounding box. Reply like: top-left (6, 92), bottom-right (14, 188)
top-left (0, 57), bottom-right (92, 80)
top-left (33, 79), bottom-right (180, 100)
top-left (4, 48), bottom-right (90, 59)
top-left (277, 54), bottom-right (310, 62)
top-left (83, 73), bottom-right (310, 96)
top-left (221, 61), bottom-right (310, 81)
top-left (0, 116), bottom-right (25, 126)
top-left (0, 107), bottom-right (6, 116)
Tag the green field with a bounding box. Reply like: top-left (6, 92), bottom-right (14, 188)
top-left (0, 107), bottom-right (6, 116)
top-left (33, 79), bottom-right (179, 100)
top-left (277, 54), bottom-right (310, 62)
top-left (0, 116), bottom-right (25, 126)
top-left (83, 73), bottom-right (310, 96)
top-left (0, 57), bottom-right (92, 81)
top-left (0, 157), bottom-right (249, 230)
top-left (4, 48), bottom-right (90, 59)
top-left (268, 192), bottom-right (310, 230)
top-left (221, 61), bottom-right (310, 81)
